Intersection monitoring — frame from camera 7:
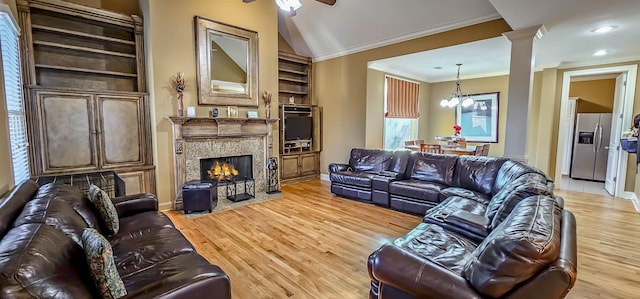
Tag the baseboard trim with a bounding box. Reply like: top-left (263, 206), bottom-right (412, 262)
top-left (623, 191), bottom-right (640, 212)
top-left (320, 173), bottom-right (330, 181)
top-left (159, 201), bottom-right (173, 212)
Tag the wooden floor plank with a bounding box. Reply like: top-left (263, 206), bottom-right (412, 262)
top-left (167, 180), bottom-right (640, 299)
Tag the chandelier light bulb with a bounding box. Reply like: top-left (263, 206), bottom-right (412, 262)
top-left (461, 97), bottom-right (473, 107)
top-left (440, 99), bottom-right (449, 107)
top-left (449, 97), bottom-right (459, 107)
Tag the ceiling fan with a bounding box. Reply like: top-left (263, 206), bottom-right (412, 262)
top-left (243, 0), bottom-right (336, 16)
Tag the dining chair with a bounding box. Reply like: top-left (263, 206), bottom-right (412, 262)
top-left (473, 145), bottom-right (484, 156)
top-left (481, 144), bottom-right (490, 156)
top-left (420, 143), bottom-right (442, 154)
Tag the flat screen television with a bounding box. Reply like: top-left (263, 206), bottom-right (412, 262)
top-left (285, 116), bottom-right (313, 141)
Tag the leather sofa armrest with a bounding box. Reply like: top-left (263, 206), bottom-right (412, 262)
top-left (369, 244), bottom-right (482, 299)
top-left (111, 193), bottom-right (158, 218)
top-left (328, 163), bottom-right (352, 173)
top-left (443, 210), bottom-right (490, 238)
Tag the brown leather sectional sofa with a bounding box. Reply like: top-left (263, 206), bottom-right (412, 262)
top-left (330, 148), bottom-right (577, 298)
top-left (0, 180), bottom-right (231, 298)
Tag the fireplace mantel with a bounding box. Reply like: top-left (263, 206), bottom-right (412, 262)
top-left (168, 116), bottom-right (278, 209)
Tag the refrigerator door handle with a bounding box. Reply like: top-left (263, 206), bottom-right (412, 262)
top-left (593, 124), bottom-right (598, 153)
top-left (598, 123), bottom-right (604, 152)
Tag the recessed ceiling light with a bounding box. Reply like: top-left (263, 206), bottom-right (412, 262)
top-left (591, 25), bottom-right (617, 33)
top-left (433, 66), bottom-right (443, 70)
top-left (593, 50), bottom-right (608, 56)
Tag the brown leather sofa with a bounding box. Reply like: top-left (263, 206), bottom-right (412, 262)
top-left (0, 180), bottom-right (231, 299)
top-left (329, 149), bottom-right (553, 217)
top-left (368, 195), bottom-right (577, 299)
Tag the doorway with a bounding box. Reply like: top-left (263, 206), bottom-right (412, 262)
top-left (555, 64), bottom-right (638, 199)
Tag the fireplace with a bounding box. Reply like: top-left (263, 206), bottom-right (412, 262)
top-left (200, 155), bottom-right (253, 182)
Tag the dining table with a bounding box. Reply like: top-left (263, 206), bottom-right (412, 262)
top-left (441, 145), bottom-right (477, 156)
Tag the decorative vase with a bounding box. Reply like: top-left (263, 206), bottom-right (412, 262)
top-left (265, 104), bottom-right (271, 119)
top-left (177, 94), bottom-right (184, 117)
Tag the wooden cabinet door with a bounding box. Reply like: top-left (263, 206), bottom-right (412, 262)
top-left (96, 94), bottom-right (145, 168)
top-left (299, 153), bottom-right (318, 176)
top-left (35, 91), bottom-right (98, 173)
top-left (281, 155), bottom-right (300, 179)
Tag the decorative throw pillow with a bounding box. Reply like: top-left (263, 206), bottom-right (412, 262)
top-left (82, 228), bottom-right (127, 299)
top-left (88, 184), bottom-right (119, 236)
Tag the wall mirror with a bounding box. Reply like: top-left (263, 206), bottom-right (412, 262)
top-left (195, 16), bottom-right (258, 107)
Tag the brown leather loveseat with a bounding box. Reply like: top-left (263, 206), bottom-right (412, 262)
top-left (0, 180), bottom-right (230, 298)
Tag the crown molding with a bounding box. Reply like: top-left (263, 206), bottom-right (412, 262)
top-left (312, 13), bottom-right (502, 62)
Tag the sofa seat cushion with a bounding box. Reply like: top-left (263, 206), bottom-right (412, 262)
top-left (389, 180), bottom-right (445, 203)
top-left (463, 196), bottom-right (561, 298)
top-left (120, 253), bottom-right (230, 298)
top-left (110, 226), bottom-right (195, 277)
top-left (424, 196), bottom-right (487, 221)
top-left (439, 187), bottom-right (490, 204)
top-left (394, 223), bottom-right (478, 275)
top-left (117, 211), bottom-right (175, 236)
top-left (330, 171), bottom-right (376, 188)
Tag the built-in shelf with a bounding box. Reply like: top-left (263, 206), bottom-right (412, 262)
top-left (33, 40), bottom-right (136, 59)
top-left (35, 64), bottom-right (138, 77)
top-left (31, 24), bottom-right (135, 45)
top-left (279, 69), bottom-right (307, 75)
top-left (279, 90), bottom-right (308, 95)
top-left (279, 77), bottom-right (308, 84)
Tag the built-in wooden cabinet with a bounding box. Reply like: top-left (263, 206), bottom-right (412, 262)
top-left (280, 153), bottom-right (318, 181)
top-left (18, 0), bottom-right (155, 194)
top-left (277, 51), bottom-right (321, 184)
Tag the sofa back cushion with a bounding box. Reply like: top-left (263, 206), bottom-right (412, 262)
top-left (14, 185), bottom-right (93, 246)
top-left (454, 156), bottom-right (507, 196)
top-left (406, 153), bottom-right (458, 186)
top-left (462, 196), bottom-right (561, 298)
top-left (0, 180), bottom-right (39, 239)
top-left (389, 150), bottom-right (411, 174)
top-left (492, 160), bottom-right (547, 195)
top-left (486, 173), bottom-right (554, 229)
top-left (0, 224), bottom-right (99, 297)
top-left (349, 148), bottom-right (393, 172)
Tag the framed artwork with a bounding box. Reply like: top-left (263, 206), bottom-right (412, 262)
top-left (456, 92), bottom-right (499, 143)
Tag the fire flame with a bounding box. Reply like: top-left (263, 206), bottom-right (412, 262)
top-left (208, 161), bottom-right (239, 181)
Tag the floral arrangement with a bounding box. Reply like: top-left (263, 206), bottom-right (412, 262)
top-left (453, 124), bottom-right (462, 136)
top-left (262, 90), bottom-right (272, 118)
top-left (171, 72), bottom-right (186, 99)
top-left (171, 72), bottom-right (186, 116)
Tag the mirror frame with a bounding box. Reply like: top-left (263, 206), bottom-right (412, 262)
top-left (195, 16), bottom-right (259, 107)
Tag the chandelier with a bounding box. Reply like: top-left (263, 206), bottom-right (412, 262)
top-left (275, 0), bottom-right (302, 12)
top-left (440, 64), bottom-right (474, 108)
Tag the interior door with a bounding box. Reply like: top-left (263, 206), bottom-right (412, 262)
top-left (562, 98), bottom-right (577, 175)
top-left (604, 73), bottom-right (627, 195)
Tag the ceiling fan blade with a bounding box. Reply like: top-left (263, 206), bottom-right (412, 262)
top-left (315, 0), bottom-right (336, 5)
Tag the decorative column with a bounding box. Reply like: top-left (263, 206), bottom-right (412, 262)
top-left (502, 25), bottom-right (546, 163)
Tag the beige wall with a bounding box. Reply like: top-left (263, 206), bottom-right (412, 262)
top-left (141, 0), bottom-right (278, 209)
top-left (0, 0), bottom-right (18, 196)
top-left (425, 75), bottom-right (512, 157)
top-left (315, 19), bottom-right (512, 171)
top-left (570, 79), bottom-right (615, 113)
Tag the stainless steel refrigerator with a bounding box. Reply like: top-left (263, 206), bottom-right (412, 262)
top-left (570, 113), bottom-right (612, 181)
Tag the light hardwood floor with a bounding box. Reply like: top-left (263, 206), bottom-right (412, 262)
top-left (166, 180), bottom-right (640, 299)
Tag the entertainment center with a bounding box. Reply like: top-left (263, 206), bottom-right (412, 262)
top-left (277, 52), bottom-right (322, 184)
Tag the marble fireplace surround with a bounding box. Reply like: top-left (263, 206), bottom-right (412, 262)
top-left (168, 117), bottom-right (278, 210)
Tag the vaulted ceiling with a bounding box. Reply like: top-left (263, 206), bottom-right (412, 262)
top-left (278, 0), bottom-right (640, 82)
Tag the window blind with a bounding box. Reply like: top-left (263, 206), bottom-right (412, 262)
top-left (385, 76), bottom-right (420, 119)
top-left (0, 13), bottom-right (29, 185)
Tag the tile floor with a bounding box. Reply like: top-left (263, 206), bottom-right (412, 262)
top-left (558, 175), bottom-right (613, 196)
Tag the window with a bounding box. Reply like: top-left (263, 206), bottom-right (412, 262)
top-left (383, 76), bottom-right (420, 150)
top-left (0, 12), bottom-right (29, 185)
